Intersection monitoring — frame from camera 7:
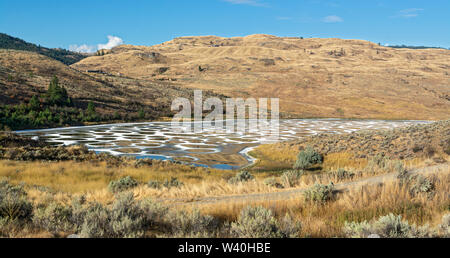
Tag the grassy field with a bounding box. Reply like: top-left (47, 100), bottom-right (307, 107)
top-left (0, 121), bottom-right (449, 238)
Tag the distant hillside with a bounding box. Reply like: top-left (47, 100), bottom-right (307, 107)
top-left (389, 45), bottom-right (449, 50)
top-left (72, 34), bottom-right (450, 120)
top-left (0, 33), bottom-right (87, 65)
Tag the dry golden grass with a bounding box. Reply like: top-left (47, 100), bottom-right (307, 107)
top-left (249, 142), bottom-right (369, 171)
top-left (0, 160), bottom-right (282, 205)
top-left (0, 160), bottom-right (232, 193)
top-left (194, 168), bottom-right (450, 237)
top-left (1, 150), bottom-right (441, 206)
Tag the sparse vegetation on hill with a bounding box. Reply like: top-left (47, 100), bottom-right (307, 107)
top-left (0, 49), bottom-right (227, 129)
top-left (250, 120), bottom-right (450, 171)
top-left (72, 34), bottom-right (450, 120)
top-left (0, 33), bottom-right (86, 65)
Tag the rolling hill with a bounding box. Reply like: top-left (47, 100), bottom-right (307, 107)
top-left (0, 33), bottom-right (87, 65)
top-left (0, 48), bottom-right (223, 129)
top-left (72, 34), bottom-right (450, 120)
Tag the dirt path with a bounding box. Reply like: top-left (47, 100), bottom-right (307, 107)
top-left (161, 163), bottom-right (449, 206)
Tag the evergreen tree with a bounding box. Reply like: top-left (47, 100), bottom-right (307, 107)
top-left (138, 109), bottom-right (145, 119)
top-left (87, 101), bottom-right (96, 116)
top-left (29, 95), bottom-right (40, 110)
top-left (46, 76), bottom-right (69, 106)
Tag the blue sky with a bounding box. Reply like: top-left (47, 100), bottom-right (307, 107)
top-left (1, 0), bottom-right (449, 52)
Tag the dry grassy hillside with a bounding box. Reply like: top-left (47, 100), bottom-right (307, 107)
top-left (73, 34), bottom-right (450, 120)
top-left (0, 49), bottom-right (220, 118)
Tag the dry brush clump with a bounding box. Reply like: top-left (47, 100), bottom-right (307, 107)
top-left (230, 206), bottom-right (301, 238)
top-left (228, 171), bottom-right (255, 184)
top-left (343, 213), bottom-right (439, 238)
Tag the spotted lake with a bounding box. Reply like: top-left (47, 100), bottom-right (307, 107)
top-left (16, 119), bottom-right (428, 170)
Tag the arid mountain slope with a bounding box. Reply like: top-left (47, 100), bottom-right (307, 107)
top-left (0, 33), bottom-right (87, 65)
top-left (73, 34), bottom-right (450, 120)
top-left (0, 49), bottom-right (219, 118)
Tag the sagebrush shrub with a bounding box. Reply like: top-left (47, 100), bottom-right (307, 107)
top-left (333, 168), bottom-right (355, 180)
top-left (0, 180), bottom-right (33, 222)
top-left (79, 203), bottom-right (112, 238)
top-left (344, 213), bottom-right (436, 238)
top-left (33, 202), bottom-right (75, 234)
top-left (228, 171), bottom-right (255, 184)
top-left (439, 213), bottom-right (450, 237)
top-left (231, 206), bottom-right (301, 238)
top-left (108, 176), bottom-right (139, 193)
top-left (293, 147), bottom-right (323, 170)
top-left (147, 180), bottom-right (162, 189)
top-left (303, 183), bottom-right (335, 204)
top-left (281, 170), bottom-right (304, 188)
top-left (80, 193), bottom-right (147, 238)
top-left (264, 178), bottom-right (284, 189)
top-left (165, 209), bottom-right (219, 238)
top-left (109, 193), bottom-right (147, 238)
top-left (409, 175), bottom-right (435, 196)
top-left (367, 154), bottom-right (389, 171)
top-left (140, 199), bottom-right (169, 227)
top-left (395, 162), bottom-right (409, 181)
top-left (163, 177), bottom-right (183, 188)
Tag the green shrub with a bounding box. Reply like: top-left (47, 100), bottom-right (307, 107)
top-left (108, 176), bottom-right (139, 193)
top-left (344, 213), bottom-right (436, 238)
top-left (231, 206), bottom-right (301, 238)
top-left (165, 209), bottom-right (219, 238)
top-left (293, 147), bottom-right (323, 170)
top-left (33, 202), bottom-right (75, 234)
top-left (228, 171), bottom-right (255, 184)
top-left (303, 183), bottom-right (335, 204)
top-left (0, 181), bottom-right (33, 222)
top-left (281, 170), bottom-right (304, 188)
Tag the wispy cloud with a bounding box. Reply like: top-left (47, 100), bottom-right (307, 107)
top-left (69, 35), bottom-right (124, 53)
top-left (397, 8), bottom-right (424, 18)
top-left (223, 0), bottom-right (268, 7)
top-left (69, 44), bottom-right (97, 53)
top-left (323, 15), bottom-right (343, 23)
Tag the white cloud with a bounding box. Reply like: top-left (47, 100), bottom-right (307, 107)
top-left (98, 35), bottom-right (124, 50)
top-left (323, 15), bottom-right (343, 23)
top-left (223, 0), bottom-right (268, 7)
top-left (69, 44), bottom-right (96, 53)
top-left (398, 8), bottom-right (423, 18)
top-left (69, 35), bottom-right (124, 53)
